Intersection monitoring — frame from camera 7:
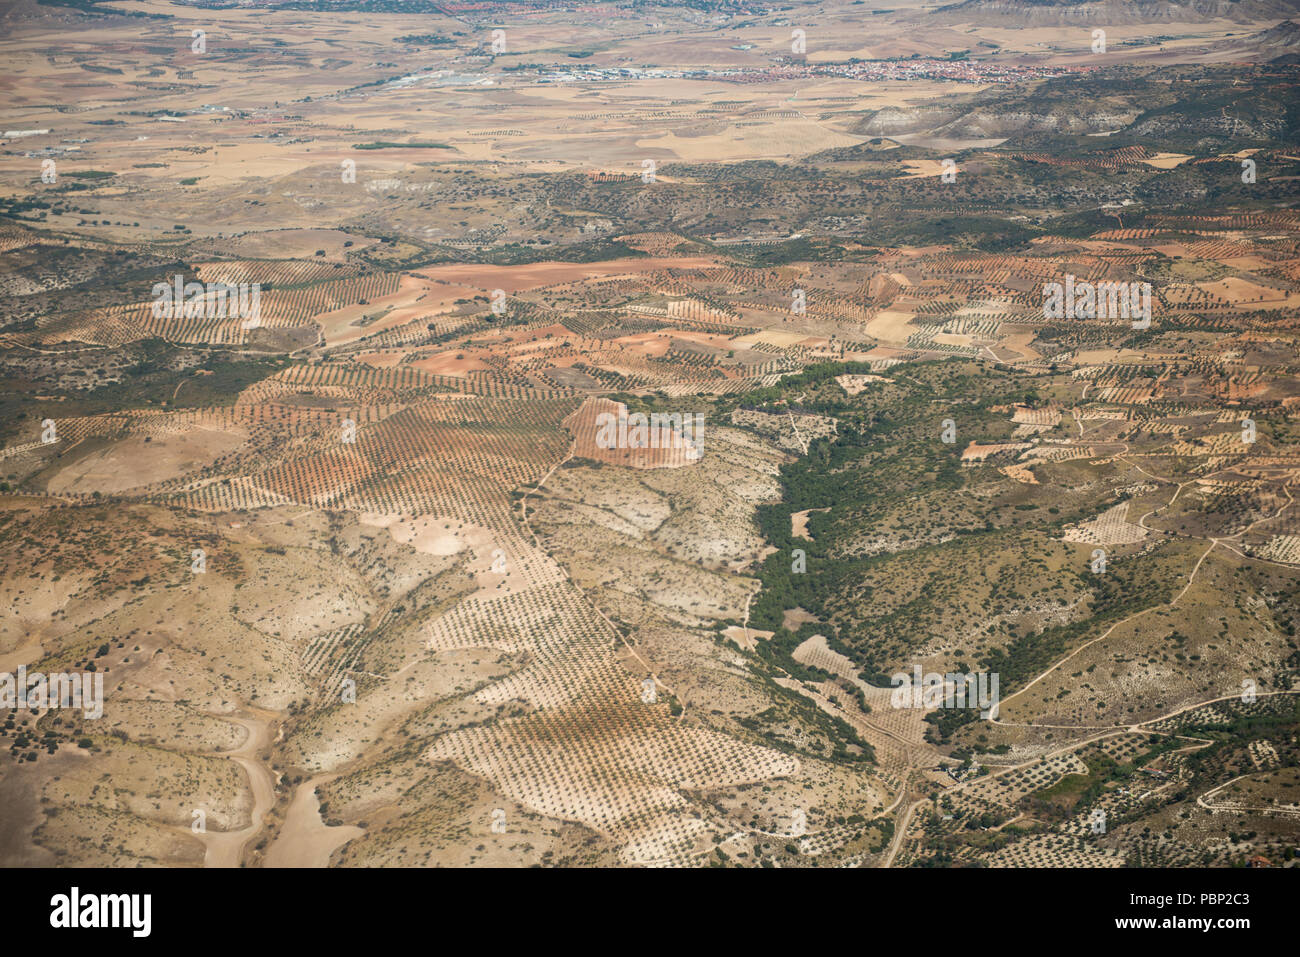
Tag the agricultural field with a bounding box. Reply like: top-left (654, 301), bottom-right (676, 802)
top-left (0, 0), bottom-right (1297, 880)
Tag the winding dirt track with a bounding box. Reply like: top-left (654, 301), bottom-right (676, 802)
top-left (198, 711), bottom-right (276, 868)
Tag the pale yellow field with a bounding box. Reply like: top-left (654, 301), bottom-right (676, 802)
top-left (1199, 276), bottom-right (1300, 310)
top-left (1142, 152), bottom-right (1193, 169)
top-left (865, 309), bottom-right (917, 344)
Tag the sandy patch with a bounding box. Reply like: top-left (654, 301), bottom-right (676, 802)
top-left (407, 351), bottom-right (491, 378)
top-left (782, 607), bottom-right (819, 630)
top-left (791, 507), bottom-right (829, 538)
top-left (722, 624), bottom-right (774, 652)
top-left (1140, 153), bottom-right (1192, 169)
top-left (265, 774), bottom-right (362, 867)
top-left (834, 374), bottom-right (892, 396)
top-left (360, 512), bottom-right (483, 557)
top-left (901, 159), bottom-right (958, 179)
top-left (864, 309), bottom-right (917, 344)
